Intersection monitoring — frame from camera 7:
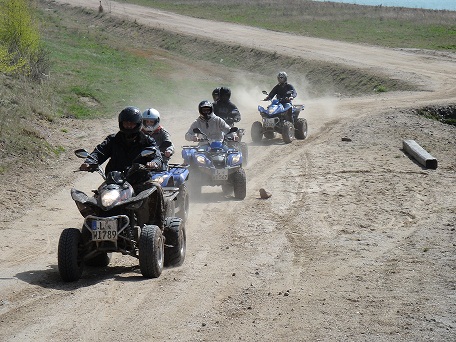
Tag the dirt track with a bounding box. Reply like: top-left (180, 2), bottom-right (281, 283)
top-left (0, 1), bottom-right (455, 341)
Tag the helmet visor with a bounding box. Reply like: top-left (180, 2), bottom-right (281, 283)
top-left (200, 106), bottom-right (212, 115)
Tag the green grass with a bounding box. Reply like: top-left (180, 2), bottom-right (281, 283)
top-left (42, 19), bottom-right (177, 119)
top-left (124, 0), bottom-right (456, 50)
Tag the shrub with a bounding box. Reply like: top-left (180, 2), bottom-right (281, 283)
top-left (0, 0), bottom-right (49, 80)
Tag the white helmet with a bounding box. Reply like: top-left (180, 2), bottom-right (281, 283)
top-left (142, 108), bottom-right (160, 132)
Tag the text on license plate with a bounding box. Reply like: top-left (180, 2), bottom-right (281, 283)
top-left (213, 169), bottom-right (228, 180)
top-left (263, 118), bottom-right (276, 128)
top-left (91, 219), bottom-right (118, 241)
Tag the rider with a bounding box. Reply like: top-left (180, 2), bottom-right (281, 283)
top-left (142, 107), bottom-right (174, 170)
top-left (212, 87), bottom-right (220, 102)
top-left (79, 106), bottom-right (165, 228)
top-left (212, 86), bottom-right (241, 127)
top-left (185, 100), bottom-right (233, 143)
top-left (263, 71), bottom-right (297, 118)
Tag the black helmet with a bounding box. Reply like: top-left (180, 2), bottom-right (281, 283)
top-left (277, 71), bottom-right (288, 84)
top-left (219, 86), bottom-right (231, 101)
top-left (212, 87), bottom-right (220, 101)
top-left (118, 106), bottom-right (142, 137)
top-left (198, 100), bottom-right (213, 119)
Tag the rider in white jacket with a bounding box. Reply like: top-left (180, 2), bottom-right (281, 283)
top-left (185, 100), bottom-right (232, 142)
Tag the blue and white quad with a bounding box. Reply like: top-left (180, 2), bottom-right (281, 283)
top-left (150, 163), bottom-right (190, 223)
top-left (182, 127), bottom-right (246, 200)
top-left (251, 90), bottom-right (308, 144)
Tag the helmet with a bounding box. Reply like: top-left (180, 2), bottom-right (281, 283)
top-left (219, 86), bottom-right (231, 101)
top-left (277, 71), bottom-right (288, 84)
top-left (142, 108), bottom-right (161, 132)
top-left (118, 106), bottom-right (142, 137)
top-left (198, 100), bottom-right (213, 119)
top-left (212, 87), bottom-right (220, 101)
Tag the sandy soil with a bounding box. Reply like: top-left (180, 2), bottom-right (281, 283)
top-left (0, 1), bottom-right (455, 341)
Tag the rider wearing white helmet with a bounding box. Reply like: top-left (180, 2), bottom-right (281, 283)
top-left (142, 108), bottom-right (174, 167)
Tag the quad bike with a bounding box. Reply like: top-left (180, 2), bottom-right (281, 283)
top-left (251, 90), bottom-right (308, 144)
top-left (149, 162), bottom-right (190, 224)
top-left (182, 127), bottom-right (246, 200)
top-left (57, 149), bottom-right (186, 282)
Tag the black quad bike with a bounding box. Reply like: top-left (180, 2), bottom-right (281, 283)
top-left (57, 149), bottom-right (186, 282)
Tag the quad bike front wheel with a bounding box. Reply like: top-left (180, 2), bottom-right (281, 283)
top-left (139, 224), bottom-right (164, 278)
top-left (58, 228), bottom-right (84, 282)
top-left (251, 121), bottom-right (263, 143)
top-left (294, 118), bottom-right (308, 140)
top-left (282, 121), bottom-right (295, 144)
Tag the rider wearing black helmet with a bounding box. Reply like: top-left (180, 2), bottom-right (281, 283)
top-left (212, 86), bottom-right (241, 126)
top-left (263, 72), bottom-right (297, 117)
top-left (185, 100), bottom-right (232, 142)
top-left (80, 106), bottom-right (163, 174)
top-left (79, 106), bottom-right (165, 227)
top-left (212, 87), bottom-right (221, 102)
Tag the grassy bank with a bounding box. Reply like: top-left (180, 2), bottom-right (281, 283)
top-left (124, 0), bottom-right (456, 50)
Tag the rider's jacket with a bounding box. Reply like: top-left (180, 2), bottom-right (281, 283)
top-left (212, 100), bottom-right (241, 126)
top-left (185, 113), bottom-right (231, 142)
top-left (84, 131), bottom-right (162, 174)
top-left (266, 83), bottom-right (297, 103)
top-left (143, 126), bottom-right (175, 156)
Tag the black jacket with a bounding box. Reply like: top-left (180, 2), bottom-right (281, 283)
top-left (213, 100), bottom-right (241, 126)
top-left (266, 83), bottom-right (297, 103)
top-left (84, 131), bottom-right (162, 174)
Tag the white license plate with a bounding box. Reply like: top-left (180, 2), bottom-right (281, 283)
top-left (91, 219), bottom-right (118, 241)
top-left (263, 118), bottom-right (276, 128)
top-left (212, 168), bottom-right (228, 180)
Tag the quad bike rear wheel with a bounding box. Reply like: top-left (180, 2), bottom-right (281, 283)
top-left (85, 252), bottom-right (111, 267)
top-left (240, 142), bottom-right (248, 166)
top-left (164, 217), bottom-right (186, 267)
top-left (139, 224), bottom-right (164, 278)
top-left (251, 121), bottom-right (263, 143)
top-left (232, 168), bottom-right (247, 200)
top-left (264, 130), bottom-right (275, 139)
top-left (294, 118), bottom-right (308, 140)
top-left (177, 183), bottom-right (189, 223)
top-left (58, 228), bottom-right (84, 282)
top-left (282, 121), bottom-right (295, 144)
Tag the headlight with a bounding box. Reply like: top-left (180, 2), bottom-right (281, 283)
top-left (268, 107), bottom-right (275, 114)
top-left (152, 175), bottom-right (165, 184)
top-left (101, 189), bottom-right (121, 207)
top-left (231, 154), bottom-right (241, 164)
top-left (196, 155), bottom-right (206, 165)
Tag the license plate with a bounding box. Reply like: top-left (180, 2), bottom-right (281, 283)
top-left (263, 118), bottom-right (276, 128)
top-left (212, 168), bottom-right (228, 180)
top-left (91, 219), bottom-right (118, 241)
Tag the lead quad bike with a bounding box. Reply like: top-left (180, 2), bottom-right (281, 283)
top-left (251, 90), bottom-right (308, 144)
top-left (182, 127), bottom-right (246, 200)
top-left (57, 148), bottom-right (186, 282)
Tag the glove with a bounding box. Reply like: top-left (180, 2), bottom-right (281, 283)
top-left (79, 163), bottom-right (97, 172)
top-left (146, 161), bottom-right (159, 170)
